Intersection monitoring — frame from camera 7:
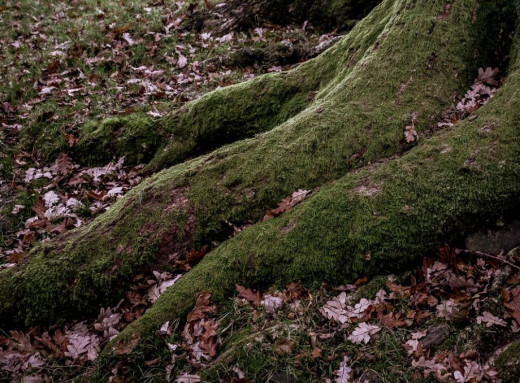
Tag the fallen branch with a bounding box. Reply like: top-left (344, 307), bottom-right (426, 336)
top-left (455, 248), bottom-right (520, 272)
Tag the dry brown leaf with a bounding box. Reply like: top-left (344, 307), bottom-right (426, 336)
top-left (404, 125), bottom-right (418, 143)
top-left (185, 246), bottom-right (208, 265)
top-left (379, 312), bottom-right (407, 328)
top-left (263, 189), bottom-right (311, 220)
top-left (8, 331), bottom-right (33, 353)
top-left (186, 291), bottom-right (216, 322)
top-left (286, 280), bottom-right (305, 300)
top-left (320, 292), bottom-right (349, 324)
top-left (113, 25), bottom-right (132, 34)
top-left (31, 198), bottom-right (46, 218)
top-left (275, 339), bottom-right (294, 354)
top-left (34, 332), bottom-right (62, 357)
top-left (385, 279), bottom-right (411, 298)
top-left (235, 284), bottom-right (262, 306)
top-left (53, 153), bottom-right (74, 176)
top-left (477, 67), bottom-right (499, 86)
top-left (347, 323), bottom-right (381, 344)
top-left (64, 133), bottom-right (78, 148)
top-left (504, 286), bottom-right (520, 325)
top-left (7, 250), bottom-right (27, 263)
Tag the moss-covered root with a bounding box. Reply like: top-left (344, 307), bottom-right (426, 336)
top-left (74, 66), bottom-right (321, 168)
top-left (0, 0), bottom-right (515, 330)
top-left (110, 62), bottom-right (520, 347)
top-left (73, 0), bottom-right (371, 169)
top-left (73, 0), bottom-right (506, 170)
top-left (495, 338), bottom-right (520, 382)
top-left (73, 0), bottom-right (388, 169)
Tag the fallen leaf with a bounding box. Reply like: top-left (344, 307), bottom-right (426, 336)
top-left (404, 125), bottom-right (418, 143)
top-left (263, 189), bottom-right (311, 219)
top-left (320, 292), bottom-right (349, 324)
top-left (113, 334), bottom-right (140, 355)
top-left (53, 153), bottom-right (74, 176)
top-left (275, 339), bottom-right (294, 354)
top-left (379, 312), bottom-right (407, 328)
top-left (43, 191), bottom-right (60, 208)
top-left (236, 284), bottom-right (262, 306)
top-left (477, 67), bottom-right (499, 86)
top-left (186, 291), bottom-right (216, 322)
top-left (122, 32), bottom-right (136, 46)
top-left (177, 53), bottom-right (188, 69)
top-left (334, 356), bottom-right (352, 383)
top-left (11, 205), bottom-right (25, 214)
top-left (262, 294), bottom-right (283, 314)
top-left (64, 335), bottom-right (90, 360)
top-left (347, 323), bottom-right (381, 344)
top-left (476, 311), bottom-right (507, 327)
top-left (312, 347), bottom-right (322, 359)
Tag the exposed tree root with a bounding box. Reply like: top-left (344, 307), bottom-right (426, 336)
top-left (1, 2), bottom-right (519, 380)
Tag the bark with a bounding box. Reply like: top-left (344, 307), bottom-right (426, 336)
top-left (1, 0), bottom-right (520, 379)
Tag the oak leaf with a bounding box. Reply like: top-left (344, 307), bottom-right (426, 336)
top-left (347, 323), bottom-right (381, 344)
top-left (477, 67), bottom-right (499, 86)
top-left (476, 311), bottom-right (507, 327)
top-left (53, 153), bottom-right (74, 176)
top-left (236, 284), bottom-right (262, 306)
top-left (64, 335), bottom-right (90, 360)
top-left (320, 292), bottom-right (349, 324)
top-left (334, 356), bottom-right (352, 383)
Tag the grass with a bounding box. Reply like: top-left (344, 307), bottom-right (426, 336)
top-left (1, 0), bottom-right (520, 381)
top-left (0, 0), bottom-right (333, 258)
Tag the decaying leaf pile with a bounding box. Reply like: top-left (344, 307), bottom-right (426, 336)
top-left (3, 244), bottom-right (519, 382)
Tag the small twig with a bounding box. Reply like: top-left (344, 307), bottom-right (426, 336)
top-left (10, 172), bottom-right (16, 189)
top-left (455, 248), bottom-right (520, 272)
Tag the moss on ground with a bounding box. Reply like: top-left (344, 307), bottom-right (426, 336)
top-left (0, 7), bottom-right (519, 382)
top-left (75, 0), bottom-right (517, 171)
top-left (495, 338), bottom-right (520, 382)
top-left (74, 115), bottom-right (159, 165)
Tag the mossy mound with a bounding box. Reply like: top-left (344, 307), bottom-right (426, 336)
top-left (74, 115), bottom-right (159, 165)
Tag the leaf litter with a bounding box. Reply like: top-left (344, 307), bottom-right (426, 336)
top-left (0, 0), bottom-right (516, 381)
top-left (2, 240), bottom-right (520, 381)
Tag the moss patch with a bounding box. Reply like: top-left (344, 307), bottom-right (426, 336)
top-left (0, 0), bottom-right (518, 345)
top-left (75, 115), bottom-right (159, 166)
top-left (495, 338), bottom-right (520, 382)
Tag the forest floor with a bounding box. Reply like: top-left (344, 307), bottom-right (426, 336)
top-left (1, 1), bottom-right (520, 382)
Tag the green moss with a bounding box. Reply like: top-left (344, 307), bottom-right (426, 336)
top-left (19, 119), bottom-right (67, 164)
top-left (495, 338), bottom-right (520, 382)
top-left (111, 0), bottom-right (520, 344)
top-left (145, 72), bottom-right (321, 172)
top-left (1, 0), bottom-right (519, 344)
top-left (75, 115), bottom-right (159, 166)
top-left (353, 275), bottom-right (389, 301)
